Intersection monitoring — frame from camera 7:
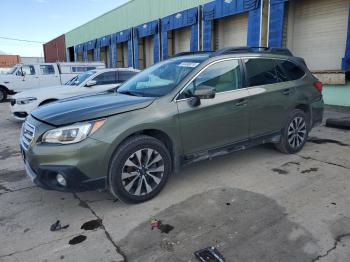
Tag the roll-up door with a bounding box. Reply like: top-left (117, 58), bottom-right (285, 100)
top-left (77, 53), bottom-right (83, 62)
top-left (144, 37), bottom-right (154, 68)
top-left (214, 13), bottom-right (249, 50)
top-left (122, 43), bottom-right (129, 67)
top-left (116, 44), bottom-right (124, 67)
top-left (100, 47), bottom-right (109, 67)
top-left (87, 50), bottom-right (94, 62)
top-left (286, 0), bottom-right (349, 71)
top-left (174, 27), bottom-right (192, 54)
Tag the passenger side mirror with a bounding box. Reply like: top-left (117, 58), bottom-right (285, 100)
top-left (86, 80), bottom-right (97, 87)
top-left (188, 85), bottom-right (216, 107)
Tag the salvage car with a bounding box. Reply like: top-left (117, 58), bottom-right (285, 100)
top-left (20, 47), bottom-right (324, 203)
top-left (0, 62), bottom-right (106, 101)
top-left (11, 68), bottom-right (140, 120)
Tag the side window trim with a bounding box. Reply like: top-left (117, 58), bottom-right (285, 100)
top-left (175, 58), bottom-right (244, 101)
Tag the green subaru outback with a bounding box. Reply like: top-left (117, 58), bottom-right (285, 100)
top-left (21, 47), bottom-right (324, 203)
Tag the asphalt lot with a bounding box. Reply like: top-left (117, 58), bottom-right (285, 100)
top-left (1, 101), bottom-right (350, 262)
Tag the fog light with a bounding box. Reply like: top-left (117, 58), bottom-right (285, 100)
top-left (56, 174), bottom-right (67, 187)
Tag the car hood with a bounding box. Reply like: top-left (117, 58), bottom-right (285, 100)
top-left (31, 93), bottom-right (156, 126)
top-left (13, 85), bottom-right (66, 99)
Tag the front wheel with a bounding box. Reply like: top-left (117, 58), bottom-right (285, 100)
top-left (275, 109), bottom-right (308, 154)
top-left (108, 135), bottom-right (172, 203)
top-left (0, 88), bottom-right (7, 102)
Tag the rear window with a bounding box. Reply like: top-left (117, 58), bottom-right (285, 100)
top-left (245, 58), bottom-right (280, 87)
top-left (277, 60), bottom-right (305, 81)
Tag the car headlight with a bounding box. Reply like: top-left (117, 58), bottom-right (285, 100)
top-left (42, 119), bottom-right (106, 144)
top-left (16, 97), bottom-right (37, 105)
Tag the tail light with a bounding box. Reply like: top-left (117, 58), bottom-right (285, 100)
top-left (313, 81), bottom-right (323, 93)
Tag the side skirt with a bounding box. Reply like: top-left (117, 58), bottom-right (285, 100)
top-left (181, 132), bottom-right (281, 166)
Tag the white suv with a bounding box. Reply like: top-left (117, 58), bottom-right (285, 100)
top-left (10, 68), bottom-right (139, 120)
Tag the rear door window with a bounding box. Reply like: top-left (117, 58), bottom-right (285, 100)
top-left (40, 65), bottom-right (55, 75)
top-left (244, 58), bottom-right (280, 87)
top-left (93, 71), bottom-right (117, 85)
top-left (118, 71), bottom-right (138, 82)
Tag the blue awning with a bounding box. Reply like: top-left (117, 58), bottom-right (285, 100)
top-left (84, 39), bottom-right (97, 51)
top-left (161, 7), bottom-right (198, 32)
top-left (97, 35), bottom-right (111, 48)
top-left (75, 43), bottom-right (84, 53)
top-left (134, 20), bottom-right (159, 39)
top-left (111, 28), bottom-right (132, 44)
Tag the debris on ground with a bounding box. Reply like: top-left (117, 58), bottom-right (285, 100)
top-left (50, 220), bottom-right (69, 232)
top-left (150, 218), bottom-right (174, 234)
top-left (68, 235), bottom-right (87, 245)
top-left (325, 118), bottom-right (350, 130)
top-left (194, 246), bottom-right (225, 262)
top-left (81, 219), bottom-right (102, 231)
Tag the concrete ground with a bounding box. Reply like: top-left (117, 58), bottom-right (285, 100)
top-left (0, 101), bottom-right (350, 262)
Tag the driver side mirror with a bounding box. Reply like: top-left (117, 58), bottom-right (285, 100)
top-left (85, 80), bottom-right (97, 87)
top-left (188, 85), bottom-right (216, 107)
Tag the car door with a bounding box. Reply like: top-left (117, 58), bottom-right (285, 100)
top-left (243, 58), bottom-right (297, 138)
top-left (176, 59), bottom-right (250, 155)
top-left (38, 64), bottom-right (60, 87)
top-left (17, 65), bottom-right (40, 91)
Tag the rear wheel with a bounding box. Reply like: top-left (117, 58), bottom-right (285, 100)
top-left (275, 109), bottom-right (308, 154)
top-left (0, 88), bottom-right (7, 102)
top-left (108, 135), bottom-right (172, 203)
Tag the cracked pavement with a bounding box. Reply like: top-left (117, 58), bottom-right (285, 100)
top-left (1, 102), bottom-right (350, 261)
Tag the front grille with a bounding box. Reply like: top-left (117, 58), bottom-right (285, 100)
top-left (21, 121), bottom-right (35, 151)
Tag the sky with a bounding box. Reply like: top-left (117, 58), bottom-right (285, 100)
top-left (0, 0), bottom-right (130, 57)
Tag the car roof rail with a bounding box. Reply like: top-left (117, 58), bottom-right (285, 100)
top-left (172, 51), bottom-right (213, 58)
top-left (210, 46), bottom-right (293, 57)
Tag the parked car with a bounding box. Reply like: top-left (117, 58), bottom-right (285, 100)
top-left (0, 62), bottom-right (106, 101)
top-left (10, 68), bottom-right (140, 120)
top-left (20, 47), bottom-right (324, 203)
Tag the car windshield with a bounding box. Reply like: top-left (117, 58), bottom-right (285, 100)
top-left (7, 66), bottom-right (19, 75)
top-left (117, 55), bottom-right (208, 97)
top-left (65, 76), bottom-right (78, 85)
top-left (69, 71), bottom-right (96, 86)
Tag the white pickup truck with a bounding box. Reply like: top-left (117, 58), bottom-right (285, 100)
top-left (0, 62), bottom-right (105, 101)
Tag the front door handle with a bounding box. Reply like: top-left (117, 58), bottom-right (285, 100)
top-left (235, 98), bottom-right (247, 107)
top-left (282, 89), bottom-right (291, 95)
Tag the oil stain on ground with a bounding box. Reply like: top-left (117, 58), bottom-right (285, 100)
top-left (301, 168), bottom-right (318, 174)
top-left (119, 188), bottom-right (318, 262)
top-left (0, 148), bottom-right (21, 160)
top-left (0, 170), bottom-right (26, 183)
top-left (308, 137), bottom-right (349, 147)
top-left (272, 168), bottom-right (289, 175)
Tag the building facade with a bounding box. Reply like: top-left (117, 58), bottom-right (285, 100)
top-left (44, 0), bottom-right (350, 106)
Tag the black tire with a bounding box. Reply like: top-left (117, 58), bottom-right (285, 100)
top-left (108, 135), bottom-right (172, 204)
top-left (275, 109), bottom-right (309, 154)
top-left (0, 88), bottom-right (7, 102)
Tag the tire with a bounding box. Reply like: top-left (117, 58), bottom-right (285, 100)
top-left (275, 109), bottom-right (308, 154)
top-left (0, 88), bottom-right (7, 102)
top-left (108, 135), bottom-right (172, 203)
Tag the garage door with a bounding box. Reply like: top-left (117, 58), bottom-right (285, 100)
top-left (286, 0), bottom-right (349, 71)
top-left (144, 37), bottom-right (154, 68)
top-left (122, 43), bottom-right (129, 67)
top-left (100, 47), bottom-right (109, 67)
top-left (174, 27), bottom-right (192, 54)
top-left (215, 13), bottom-right (249, 50)
top-left (87, 50), bottom-right (94, 62)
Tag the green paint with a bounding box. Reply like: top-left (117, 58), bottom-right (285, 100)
top-left (323, 82), bottom-right (350, 107)
top-left (65, 0), bottom-right (211, 48)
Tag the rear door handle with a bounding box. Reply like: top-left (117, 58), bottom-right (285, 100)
top-left (235, 98), bottom-right (247, 107)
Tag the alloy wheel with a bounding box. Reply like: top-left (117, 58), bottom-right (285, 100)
top-left (287, 116), bottom-right (307, 148)
top-left (121, 148), bottom-right (164, 196)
